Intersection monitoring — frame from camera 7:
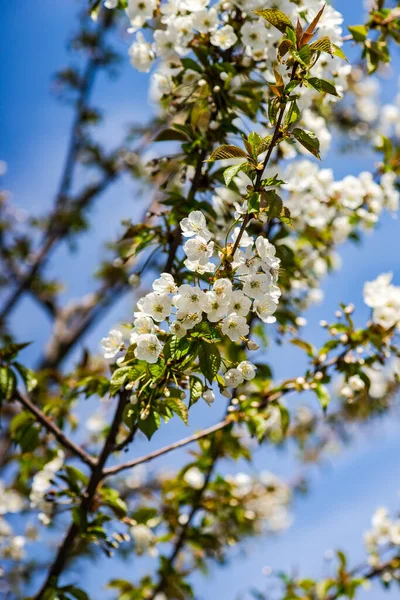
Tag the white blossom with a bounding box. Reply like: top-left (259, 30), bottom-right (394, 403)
top-left (129, 32), bottom-right (155, 72)
top-left (242, 273), bottom-right (271, 300)
top-left (153, 272), bottom-right (177, 294)
top-left (253, 294), bottom-right (278, 323)
top-left (173, 284), bottom-right (207, 313)
top-left (180, 211), bottom-right (211, 240)
top-left (237, 361), bottom-right (256, 381)
top-left (221, 313), bottom-right (249, 341)
top-left (210, 25), bottom-right (238, 50)
top-left (130, 316), bottom-right (156, 343)
top-left (137, 292), bottom-right (172, 322)
top-left (184, 467), bottom-right (205, 489)
top-left (224, 368), bottom-right (244, 388)
top-left (134, 334), bottom-right (163, 363)
top-left (101, 329), bottom-right (123, 359)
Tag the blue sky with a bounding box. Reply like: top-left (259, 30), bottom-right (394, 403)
top-left (1, 1), bottom-right (400, 598)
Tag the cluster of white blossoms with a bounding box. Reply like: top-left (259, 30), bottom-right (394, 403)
top-left (103, 0), bottom-right (351, 158)
top-left (0, 519), bottom-right (26, 561)
top-left (283, 160), bottom-right (399, 234)
top-left (102, 210), bottom-right (281, 387)
top-left (364, 273), bottom-right (400, 331)
top-left (30, 451), bottom-right (64, 526)
top-left (364, 507), bottom-right (400, 560)
top-left (130, 523), bottom-right (158, 557)
top-left (225, 471), bottom-right (292, 532)
top-left (0, 481), bottom-right (27, 563)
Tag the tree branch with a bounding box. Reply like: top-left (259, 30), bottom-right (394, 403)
top-left (33, 389), bottom-right (130, 598)
top-left (14, 390), bottom-right (96, 468)
top-left (0, 10), bottom-right (114, 326)
top-left (102, 419), bottom-right (231, 478)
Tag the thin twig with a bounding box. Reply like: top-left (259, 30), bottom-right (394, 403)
top-left (231, 62), bottom-right (298, 255)
top-left (14, 390), bottom-right (96, 468)
top-left (102, 419), bottom-right (231, 478)
top-left (0, 11), bottom-right (113, 326)
top-left (33, 390), bottom-right (129, 598)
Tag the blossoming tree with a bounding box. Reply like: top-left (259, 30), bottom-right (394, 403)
top-left (1, 0), bottom-right (400, 598)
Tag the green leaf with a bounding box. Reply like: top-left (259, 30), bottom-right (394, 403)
top-left (286, 26), bottom-right (297, 46)
top-left (109, 367), bottom-right (131, 396)
top-left (138, 408), bottom-right (160, 440)
top-left (164, 336), bottom-right (191, 361)
top-left (292, 128), bottom-right (321, 160)
top-left (198, 342), bottom-right (221, 384)
top-left (72, 507), bottom-right (88, 531)
top-left (154, 128), bottom-right (190, 142)
top-left (206, 145), bottom-right (248, 162)
top-left (315, 383), bottom-right (330, 413)
top-left (261, 190), bottom-right (283, 222)
top-left (280, 205), bottom-right (292, 226)
top-left (257, 135), bottom-right (273, 155)
top-left (181, 57), bottom-right (203, 73)
top-left (253, 8), bottom-right (294, 33)
top-left (309, 36), bottom-right (333, 54)
top-left (223, 163), bottom-right (247, 186)
top-left (0, 366), bottom-right (17, 402)
top-left (278, 404), bottom-right (290, 436)
top-left (101, 488), bottom-right (128, 517)
top-left (0, 342), bottom-right (31, 362)
top-left (123, 402), bottom-right (138, 428)
top-left (268, 98), bottom-right (280, 126)
top-left (60, 586), bottom-right (90, 600)
top-left (307, 77), bottom-right (340, 97)
top-left (277, 38), bottom-right (294, 61)
top-left (332, 44), bottom-right (349, 62)
top-left (298, 44), bottom-right (311, 65)
top-left (148, 358), bottom-right (166, 379)
top-left (248, 191), bottom-right (261, 214)
top-left (291, 338), bottom-right (315, 357)
top-left (164, 397), bottom-right (188, 425)
top-left (262, 174), bottom-right (285, 187)
top-left (13, 362), bottom-right (38, 393)
top-left (285, 80), bottom-right (300, 94)
top-left (284, 100), bottom-right (300, 127)
top-left (189, 376), bottom-right (203, 408)
top-left (348, 24), bottom-right (368, 42)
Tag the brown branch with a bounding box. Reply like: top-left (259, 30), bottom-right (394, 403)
top-left (232, 62), bottom-right (298, 255)
top-left (149, 442), bottom-right (221, 600)
top-left (14, 390), bottom-right (96, 468)
top-left (102, 419), bottom-right (231, 478)
top-left (0, 11), bottom-right (114, 326)
top-left (33, 390), bottom-right (130, 598)
top-left (326, 552), bottom-right (400, 600)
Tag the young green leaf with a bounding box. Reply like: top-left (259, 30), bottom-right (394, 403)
top-left (248, 191), bottom-right (261, 214)
top-left (13, 362), bottom-right (38, 393)
top-left (261, 190), bottom-right (283, 222)
top-left (154, 128), bottom-right (190, 142)
top-left (138, 408), bottom-right (161, 440)
top-left (292, 128), bottom-right (321, 160)
top-left (223, 163), bottom-right (247, 186)
top-left (206, 145), bottom-right (248, 162)
top-left (164, 397), bottom-right (188, 425)
top-left (348, 24), bottom-right (368, 42)
top-left (189, 376), bottom-right (203, 408)
top-left (284, 100), bottom-right (300, 127)
top-left (314, 383), bottom-right (330, 413)
top-left (332, 43), bottom-right (348, 62)
top-left (307, 77), bottom-right (340, 97)
top-left (198, 341), bottom-right (221, 384)
top-left (253, 8), bottom-right (294, 33)
top-left (0, 366), bottom-right (17, 402)
top-left (309, 36), bottom-right (333, 54)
